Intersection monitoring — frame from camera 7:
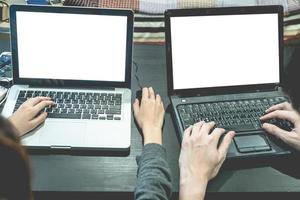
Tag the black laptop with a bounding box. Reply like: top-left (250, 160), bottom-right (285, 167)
top-left (165, 6), bottom-right (293, 158)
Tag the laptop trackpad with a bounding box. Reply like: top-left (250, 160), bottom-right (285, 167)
top-left (38, 121), bottom-right (86, 146)
top-left (234, 135), bottom-right (271, 153)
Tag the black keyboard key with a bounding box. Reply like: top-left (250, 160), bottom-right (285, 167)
top-left (52, 108), bottom-right (60, 113)
top-left (107, 115), bottom-right (113, 120)
top-left (222, 124), bottom-right (259, 132)
top-left (75, 109), bottom-right (82, 114)
top-left (60, 109), bottom-right (68, 113)
top-left (82, 114), bottom-right (91, 119)
top-left (87, 104), bottom-right (94, 109)
top-left (80, 104), bottom-right (87, 109)
top-left (101, 101), bottom-right (108, 105)
top-left (68, 109), bottom-right (75, 114)
top-left (58, 104), bottom-right (65, 108)
top-left (102, 105), bottom-right (109, 110)
top-left (92, 114), bottom-right (99, 119)
top-left (18, 92), bottom-right (26, 98)
top-left (46, 108), bottom-right (53, 113)
top-left (48, 113), bottom-right (81, 119)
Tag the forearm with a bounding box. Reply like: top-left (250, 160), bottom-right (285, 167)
top-left (135, 143), bottom-right (172, 200)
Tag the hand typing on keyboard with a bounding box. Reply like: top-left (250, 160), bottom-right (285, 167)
top-left (9, 97), bottom-right (55, 136)
top-left (179, 121), bottom-right (235, 200)
top-left (260, 102), bottom-right (300, 151)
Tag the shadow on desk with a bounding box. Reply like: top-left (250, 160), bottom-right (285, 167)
top-left (27, 148), bottom-right (130, 157)
top-left (271, 153), bottom-right (300, 179)
top-left (33, 191), bottom-right (300, 200)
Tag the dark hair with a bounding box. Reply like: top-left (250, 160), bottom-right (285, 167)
top-left (0, 116), bottom-right (32, 200)
top-left (284, 45), bottom-right (300, 111)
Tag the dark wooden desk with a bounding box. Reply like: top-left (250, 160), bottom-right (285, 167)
top-left (1, 40), bottom-right (300, 198)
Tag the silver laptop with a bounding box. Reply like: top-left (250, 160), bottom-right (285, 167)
top-left (2, 5), bottom-right (134, 151)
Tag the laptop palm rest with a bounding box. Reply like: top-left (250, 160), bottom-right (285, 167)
top-left (22, 121), bottom-right (85, 147)
top-left (234, 135), bottom-right (271, 153)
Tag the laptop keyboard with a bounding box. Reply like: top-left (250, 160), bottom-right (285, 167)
top-left (14, 90), bottom-right (122, 120)
top-left (177, 97), bottom-right (293, 133)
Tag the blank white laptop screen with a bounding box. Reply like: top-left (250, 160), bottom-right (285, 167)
top-left (16, 11), bottom-right (128, 82)
top-left (170, 13), bottom-right (280, 90)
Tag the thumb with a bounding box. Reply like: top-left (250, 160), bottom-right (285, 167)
top-left (133, 99), bottom-right (140, 116)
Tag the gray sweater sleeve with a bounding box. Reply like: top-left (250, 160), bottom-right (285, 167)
top-left (134, 143), bottom-right (172, 200)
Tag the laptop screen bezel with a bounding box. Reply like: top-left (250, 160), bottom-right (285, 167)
top-left (10, 5), bottom-right (133, 89)
top-left (165, 6), bottom-right (284, 96)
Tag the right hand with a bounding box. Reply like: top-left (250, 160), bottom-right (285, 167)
top-left (179, 121), bottom-right (235, 200)
top-left (133, 87), bottom-right (165, 145)
top-left (260, 102), bottom-right (300, 151)
top-left (9, 97), bottom-right (55, 137)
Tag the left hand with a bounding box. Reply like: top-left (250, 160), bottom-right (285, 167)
top-left (179, 121), bottom-right (235, 200)
top-left (9, 97), bottom-right (55, 137)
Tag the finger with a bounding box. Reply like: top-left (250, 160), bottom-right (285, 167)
top-left (199, 121), bottom-right (215, 136)
top-left (218, 131), bottom-right (235, 156)
top-left (156, 95), bottom-right (165, 117)
top-left (182, 125), bottom-right (192, 142)
top-left (133, 99), bottom-right (140, 116)
top-left (211, 128), bottom-right (226, 147)
top-left (32, 100), bottom-right (55, 115)
top-left (148, 87), bottom-right (155, 100)
top-left (30, 112), bottom-right (48, 127)
top-left (260, 110), bottom-right (299, 124)
top-left (142, 87), bottom-right (149, 101)
top-left (23, 97), bottom-right (51, 106)
top-left (159, 96), bottom-right (165, 117)
top-left (266, 102), bottom-right (293, 113)
top-left (191, 121), bottom-right (205, 138)
top-left (156, 94), bottom-right (162, 104)
top-left (262, 123), bottom-right (292, 143)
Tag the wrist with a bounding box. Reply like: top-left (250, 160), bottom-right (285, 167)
top-left (179, 177), bottom-right (208, 200)
top-left (142, 126), bottom-right (162, 145)
top-left (179, 168), bottom-right (208, 200)
top-left (8, 117), bottom-right (22, 137)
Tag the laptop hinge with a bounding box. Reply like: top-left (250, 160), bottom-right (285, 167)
top-left (254, 86), bottom-right (279, 93)
top-left (50, 145), bottom-right (71, 149)
top-left (28, 85), bottom-right (116, 91)
top-left (173, 85), bottom-right (280, 98)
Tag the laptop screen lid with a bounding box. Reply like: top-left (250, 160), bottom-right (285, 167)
top-left (165, 6), bottom-right (283, 96)
top-left (10, 5), bottom-right (133, 88)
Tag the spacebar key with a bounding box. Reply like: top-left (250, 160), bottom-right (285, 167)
top-left (48, 113), bottom-right (81, 119)
top-left (222, 124), bottom-right (258, 132)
